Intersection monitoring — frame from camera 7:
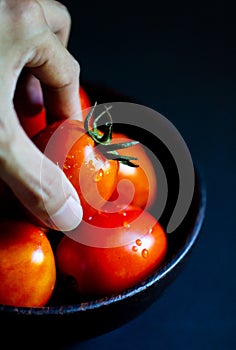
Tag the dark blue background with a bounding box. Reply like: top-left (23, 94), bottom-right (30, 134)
top-left (60, 1), bottom-right (235, 349)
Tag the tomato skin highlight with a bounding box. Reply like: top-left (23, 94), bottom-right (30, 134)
top-left (64, 133), bottom-right (119, 220)
top-left (109, 132), bottom-right (157, 210)
top-left (56, 206), bottom-right (167, 297)
top-left (0, 220), bottom-right (56, 307)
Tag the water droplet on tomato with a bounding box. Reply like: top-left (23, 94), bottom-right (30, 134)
top-left (136, 239), bottom-right (142, 246)
top-left (142, 249), bottom-right (149, 258)
top-left (67, 154), bottom-right (75, 159)
top-left (63, 163), bottom-right (71, 170)
top-left (93, 169), bottom-right (104, 182)
top-left (88, 159), bottom-right (96, 171)
top-left (148, 227), bottom-right (153, 234)
top-left (132, 246), bottom-right (138, 252)
top-left (123, 221), bottom-right (131, 229)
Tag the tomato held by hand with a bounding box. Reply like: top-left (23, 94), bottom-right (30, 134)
top-left (0, 220), bottom-right (56, 307)
top-left (109, 132), bottom-right (157, 210)
top-left (33, 110), bottom-right (123, 221)
top-left (56, 205), bottom-right (167, 298)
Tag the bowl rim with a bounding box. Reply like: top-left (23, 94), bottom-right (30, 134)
top-left (0, 163), bottom-right (207, 316)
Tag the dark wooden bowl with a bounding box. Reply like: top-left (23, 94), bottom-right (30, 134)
top-left (0, 83), bottom-right (207, 347)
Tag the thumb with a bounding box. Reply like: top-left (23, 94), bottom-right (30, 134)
top-left (1, 124), bottom-right (83, 231)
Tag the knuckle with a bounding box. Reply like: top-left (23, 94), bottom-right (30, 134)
top-left (6, 0), bottom-right (41, 20)
top-left (59, 56), bottom-right (80, 87)
top-left (58, 3), bottom-right (71, 27)
top-left (4, 0), bottom-right (43, 33)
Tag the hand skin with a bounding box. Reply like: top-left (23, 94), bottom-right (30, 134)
top-left (0, 0), bottom-right (83, 231)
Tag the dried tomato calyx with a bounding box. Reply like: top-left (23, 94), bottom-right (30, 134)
top-left (84, 103), bottom-right (139, 167)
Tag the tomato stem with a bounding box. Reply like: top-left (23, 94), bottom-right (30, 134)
top-left (84, 103), bottom-right (139, 167)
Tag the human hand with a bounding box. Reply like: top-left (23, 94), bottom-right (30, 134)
top-left (0, 0), bottom-right (83, 231)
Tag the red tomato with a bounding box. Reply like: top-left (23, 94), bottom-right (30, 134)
top-left (0, 219), bottom-right (56, 307)
top-left (56, 205), bottom-right (167, 297)
top-left (20, 107), bottom-right (46, 139)
top-left (20, 86), bottom-right (91, 138)
top-left (109, 132), bottom-right (157, 210)
top-left (33, 118), bottom-right (119, 220)
top-left (79, 85), bottom-right (91, 113)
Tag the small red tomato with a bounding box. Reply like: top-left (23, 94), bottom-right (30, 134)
top-left (109, 132), bottom-right (157, 210)
top-left (0, 219), bottom-right (56, 307)
top-left (33, 117), bottom-right (119, 220)
top-left (56, 205), bottom-right (167, 298)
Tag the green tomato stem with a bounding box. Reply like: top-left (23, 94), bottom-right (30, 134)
top-left (84, 103), bottom-right (139, 167)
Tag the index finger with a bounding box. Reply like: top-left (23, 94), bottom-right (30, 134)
top-left (28, 32), bottom-right (82, 122)
top-left (29, 0), bottom-right (82, 122)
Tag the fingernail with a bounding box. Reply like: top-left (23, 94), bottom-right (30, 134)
top-left (49, 196), bottom-right (83, 231)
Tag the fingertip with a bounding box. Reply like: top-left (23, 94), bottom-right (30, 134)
top-left (47, 195), bottom-right (83, 232)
